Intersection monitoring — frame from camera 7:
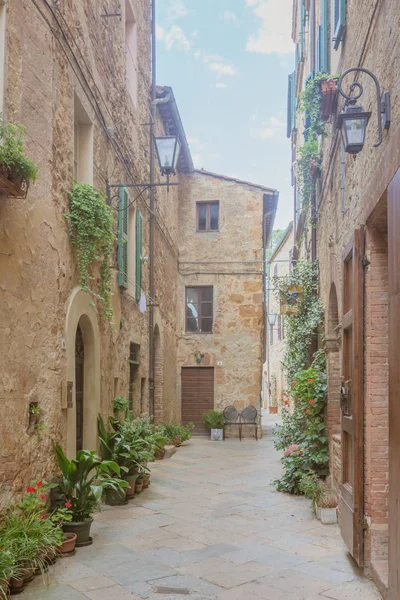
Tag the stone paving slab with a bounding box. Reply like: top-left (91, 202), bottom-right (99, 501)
top-left (20, 416), bottom-right (381, 600)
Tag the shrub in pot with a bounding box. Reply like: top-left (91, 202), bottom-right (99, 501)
top-left (54, 444), bottom-right (127, 546)
top-left (318, 492), bottom-right (338, 524)
top-left (202, 410), bottom-right (224, 441)
top-left (0, 549), bottom-right (14, 599)
top-left (299, 473), bottom-right (326, 517)
top-left (0, 118), bottom-right (38, 197)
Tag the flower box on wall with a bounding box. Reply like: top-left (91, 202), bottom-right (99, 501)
top-left (320, 79), bottom-right (338, 122)
top-left (0, 165), bottom-right (30, 198)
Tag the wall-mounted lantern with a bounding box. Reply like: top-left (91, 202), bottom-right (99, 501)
top-left (337, 67), bottom-right (390, 155)
top-left (154, 135), bottom-right (181, 187)
top-left (268, 313), bottom-right (277, 326)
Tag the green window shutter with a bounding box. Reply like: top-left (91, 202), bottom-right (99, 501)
top-left (118, 186), bottom-right (128, 288)
top-left (316, 26), bottom-right (321, 73)
top-left (320, 0), bottom-right (329, 72)
top-left (286, 74), bottom-right (293, 138)
top-left (299, 5), bottom-right (306, 61)
top-left (135, 210), bottom-right (142, 301)
top-left (333, 0), bottom-right (346, 50)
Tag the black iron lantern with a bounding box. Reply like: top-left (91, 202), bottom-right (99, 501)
top-left (154, 135), bottom-right (181, 176)
top-left (337, 103), bottom-right (371, 155)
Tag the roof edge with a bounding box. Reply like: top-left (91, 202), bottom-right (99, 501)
top-left (269, 221), bottom-right (294, 262)
top-left (194, 168), bottom-right (278, 195)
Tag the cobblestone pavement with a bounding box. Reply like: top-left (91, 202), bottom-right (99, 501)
top-left (22, 415), bottom-right (381, 600)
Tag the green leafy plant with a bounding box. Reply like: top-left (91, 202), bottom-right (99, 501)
top-left (113, 396), bottom-right (128, 413)
top-left (65, 182), bottom-right (115, 320)
top-left (273, 260), bottom-right (324, 385)
top-left (162, 422), bottom-right (194, 446)
top-left (0, 548), bottom-right (14, 598)
top-left (298, 73), bottom-right (339, 139)
top-left (0, 117), bottom-right (39, 183)
top-left (54, 444), bottom-right (127, 522)
top-left (299, 472), bottom-right (326, 505)
top-left (296, 139), bottom-right (320, 213)
top-left (202, 410), bottom-right (224, 430)
top-left (29, 404), bottom-right (41, 416)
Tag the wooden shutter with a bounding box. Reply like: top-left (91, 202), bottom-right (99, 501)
top-left (319, 0), bottom-right (329, 72)
top-left (333, 0), bottom-right (346, 50)
top-left (118, 186), bottom-right (128, 288)
top-left (299, 5), bottom-right (306, 61)
top-left (286, 73), bottom-right (294, 138)
top-left (135, 210), bottom-right (142, 300)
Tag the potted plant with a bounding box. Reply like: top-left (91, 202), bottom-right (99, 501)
top-left (299, 472), bottom-right (326, 518)
top-left (54, 444), bottom-right (128, 546)
top-left (318, 491), bottom-right (338, 524)
top-left (202, 410), bottom-right (224, 441)
top-left (0, 118), bottom-right (38, 198)
top-left (0, 549), bottom-right (14, 599)
top-left (320, 77), bottom-right (338, 122)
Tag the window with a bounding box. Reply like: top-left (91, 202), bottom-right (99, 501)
top-left (333, 0), bottom-right (346, 50)
top-left (74, 94), bottom-right (93, 184)
top-left (0, 1), bottom-right (6, 116)
top-left (118, 187), bottom-right (129, 288)
top-left (129, 343), bottom-right (140, 412)
top-left (125, 0), bottom-right (138, 105)
top-left (127, 204), bottom-right (136, 298)
top-left (196, 202), bottom-right (219, 232)
top-left (186, 287), bottom-right (213, 333)
top-left (118, 187), bottom-right (142, 298)
top-left (269, 323), bottom-right (274, 345)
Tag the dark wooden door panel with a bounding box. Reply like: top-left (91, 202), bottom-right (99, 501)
top-left (339, 227), bottom-right (365, 566)
top-left (181, 368), bottom-right (214, 435)
top-left (388, 169), bottom-right (400, 597)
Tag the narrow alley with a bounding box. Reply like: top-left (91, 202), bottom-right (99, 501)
top-left (22, 417), bottom-right (380, 600)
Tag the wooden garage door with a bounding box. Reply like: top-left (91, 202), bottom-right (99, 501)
top-left (181, 368), bottom-right (214, 435)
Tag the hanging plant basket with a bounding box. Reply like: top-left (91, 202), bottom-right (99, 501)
top-left (320, 79), bottom-right (338, 122)
top-left (0, 164), bottom-right (30, 199)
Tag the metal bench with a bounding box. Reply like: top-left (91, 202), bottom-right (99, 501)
top-left (223, 405), bottom-right (258, 441)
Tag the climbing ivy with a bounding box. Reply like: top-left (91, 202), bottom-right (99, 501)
top-left (296, 139), bottom-right (320, 214)
top-left (65, 183), bottom-right (115, 320)
top-left (273, 260), bottom-right (325, 386)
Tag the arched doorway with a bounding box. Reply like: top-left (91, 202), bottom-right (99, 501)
top-left (65, 289), bottom-right (100, 458)
top-left (75, 323), bottom-right (84, 453)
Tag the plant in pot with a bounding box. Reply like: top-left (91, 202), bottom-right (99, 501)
top-left (98, 414), bottom-right (129, 506)
top-left (318, 491), bottom-right (338, 524)
top-left (0, 549), bottom-right (14, 599)
top-left (54, 444), bottom-right (128, 546)
top-left (113, 396), bottom-right (129, 422)
top-left (299, 472), bottom-right (326, 519)
top-left (48, 506), bottom-right (76, 556)
top-left (202, 410), bottom-right (224, 441)
top-left (0, 118), bottom-right (39, 198)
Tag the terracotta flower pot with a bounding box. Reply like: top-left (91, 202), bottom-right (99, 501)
top-left (155, 448), bottom-right (165, 460)
top-left (9, 577), bottom-right (24, 595)
top-left (0, 580), bottom-right (10, 599)
top-left (105, 488), bottom-right (127, 506)
top-left (135, 480), bottom-right (144, 493)
top-left (320, 79), bottom-right (338, 121)
top-left (60, 532), bottom-right (77, 554)
top-left (142, 474), bottom-right (150, 489)
top-left (63, 518), bottom-right (93, 547)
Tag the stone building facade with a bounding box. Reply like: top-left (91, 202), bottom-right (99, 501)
top-left (289, 0), bottom-right (400, 595)
top-left (0, 1), bottom-right (277, 498)
top-left (265, 223), bottom-right (294, 414)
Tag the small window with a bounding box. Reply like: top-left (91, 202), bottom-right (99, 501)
top-left (196, 202), bottom-right (219, 232)
top-left (74, 94), bottom-right (93, 185)
top-left (186, 287), bottom-right (213, 333)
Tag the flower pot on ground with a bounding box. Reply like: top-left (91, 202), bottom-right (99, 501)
top-left (135, 476), bottom-right (144, 494)
top-left (202, 410), bottom-right (224, 441)
top-left (9, 578), bottom-right (24, 595)
top-left (53, 444), bottom-right (128, 547)
top-left (62, 519), bottom-right (93, 547)
top-left (59, 533), bottom-right (77, 555)
top-left (105, 488), bottom-right (127, 506)
top-left (318, 492), bottom-right (338, 524)
top-left (142, 473), bottom-right (151, 488)
top-left (125, 474), bottom-right (139, 499)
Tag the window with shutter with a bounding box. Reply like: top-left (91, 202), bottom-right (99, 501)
top-left (135, 210), bottom-right (142, 300)
top-left (286, 72), bottom-right (297, 139)
top-left (299, 5), bottom-right (306, 61)
top-left (320, 0), bottom-right (329, 72)
top-left (333, 0), bottom-right (346, 50)
top-left (118, 187), bottom-right (129, 288)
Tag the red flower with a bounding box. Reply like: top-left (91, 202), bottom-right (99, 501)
top-left (39, 514), bottom-right (45, 520)
top-left (284, 400), bottom-right (289, 406)
top-left (39, 493), bottom-right (47, 501)
top-left (65, 502), bottom-right (72, 509)
top-left (36, 481), bottom-right (44, 487)
top-left (293, 381), bottom-right (298, 386)
top-left (26, 487), bottom-right (36, 493)
top-left (308, 379), bottom-right (313, 383)
top-left (306, 409), bottom-right (310, 415)
top-left (308, 399), bottom-right (315, 407)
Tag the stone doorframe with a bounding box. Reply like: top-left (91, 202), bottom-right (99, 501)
top-left (65, 288), bottom-right (100, 458)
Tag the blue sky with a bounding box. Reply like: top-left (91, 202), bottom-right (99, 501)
top-left (156, 0), bottom-right (294, 229)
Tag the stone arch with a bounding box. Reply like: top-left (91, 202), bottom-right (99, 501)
top-left (65, 288), bottom-right (100, 458)
top-left (153, 323), bottom-right (164, 425)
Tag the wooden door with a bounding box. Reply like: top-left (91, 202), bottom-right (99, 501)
top-left (388, 169), bottom-right (400, 596)
top-left (181, 368), bottom-right (214, 435)
top-left (75, 324), bottom-right (84, 453)
top-left (339, 227), bottom-right (365, 566)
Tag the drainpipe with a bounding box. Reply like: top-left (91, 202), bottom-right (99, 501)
top-left (149, 0), bottom-right (156, 419)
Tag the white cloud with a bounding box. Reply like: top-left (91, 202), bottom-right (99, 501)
top-left (251, 115), bottom-right (284, 139)
top-left (192, 153), bottom-right (203, 167)
top-left (208, 152), bottom-right (221, 159)
top-left (194, 49), bottom-right (202, 60)
top-left (168, 0), bottom-right (188, 21)
top-left (156, 25), bottom-right (165, 40)
top-left (209, 62), bottom-right (236, 77)
top-left (246, 0), bottom-right (294, 56)
top-left (221, 10), bottom-right (238, 23)
top-left (160, 25), bottom-right (191, 52)
top-left (187, 136), bottom-right (205, 151)
top-left (216, 82), bottom-right (227, 89)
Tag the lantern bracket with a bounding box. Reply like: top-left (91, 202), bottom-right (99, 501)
top-left (337, 67), bottom-right (390, 148)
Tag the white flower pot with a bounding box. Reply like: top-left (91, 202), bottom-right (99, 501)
top-left (211, 429), bottom-right (223, 441)
top-left (320, 507), bottom-right (337, 524)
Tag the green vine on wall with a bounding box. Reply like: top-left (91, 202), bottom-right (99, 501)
top-left (273, 260), bottom-right (325, 386)
top-left (65, 183), bottom-right (116, 320)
